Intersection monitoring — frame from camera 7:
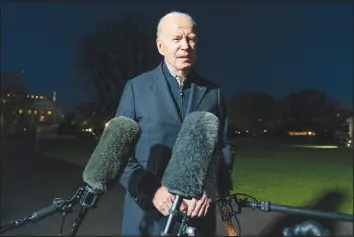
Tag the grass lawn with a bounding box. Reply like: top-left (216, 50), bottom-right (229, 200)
top-left (232, 138), bottom-right (353, 215)
top-left (39, 137), bottom-right (353, 215)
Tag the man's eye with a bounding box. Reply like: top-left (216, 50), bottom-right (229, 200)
top-left (189, 37), bottom-right (197, 42)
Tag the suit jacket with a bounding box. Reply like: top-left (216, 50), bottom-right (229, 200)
top-left (115, 62), bottom-right (235, 236)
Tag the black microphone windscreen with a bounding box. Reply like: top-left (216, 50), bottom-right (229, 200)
top-left (161, 111), bottom-right (220, 199)
top-left (82, 116), bottom-right (141, 192)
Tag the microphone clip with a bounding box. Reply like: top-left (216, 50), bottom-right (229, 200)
top-left (77, 184), bottom-right (103, 208)
top-left (216, 194), bottom-right (242, 222)
top-left (215, 195), bottom-right (243, 236)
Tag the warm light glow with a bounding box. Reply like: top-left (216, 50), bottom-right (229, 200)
top-left (19, 109), bottom-right (23, 114)
top-left (47, 110), bottom-right (52, 115)
top-left (40, 96), bottom-right (43, 99)
top-left (288, 131), bottom-right (316, 136)
top-left (40, 115), bottom-right (45, 122)
top-left (36, 96), bottom-right (39, 99)
top-left (287, 145), bottom-right (338, 149)
top-left (34, 110), bottom-right (38, 114)
top-left (28, 110), bottom-right (32, 114)
top-left (31, 95), bottom-right (34, 98)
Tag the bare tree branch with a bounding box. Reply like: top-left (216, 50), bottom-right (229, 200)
top-left (73, 13), bottom-right (161, 121)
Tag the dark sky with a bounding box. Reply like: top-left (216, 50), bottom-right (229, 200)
top-left (2, 1), bottom-right (353, 111)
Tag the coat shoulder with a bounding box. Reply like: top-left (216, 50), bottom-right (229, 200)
top-left (191, 70), bottom-right (220, 91)
top-left (128, 65), bottom-right (161, 86)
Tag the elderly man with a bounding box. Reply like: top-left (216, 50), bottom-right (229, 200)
top-left (115, 11), bottom-right (235, 236)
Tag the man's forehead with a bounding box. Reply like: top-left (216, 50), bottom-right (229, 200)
top-left (166, 22), bottom-right (196, 35)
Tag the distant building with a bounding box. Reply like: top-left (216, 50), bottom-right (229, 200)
top-left (1, 92), bottom-right (64, 134)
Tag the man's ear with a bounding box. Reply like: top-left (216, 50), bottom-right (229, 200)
top-left (156, 39), bottom-right (165, 56)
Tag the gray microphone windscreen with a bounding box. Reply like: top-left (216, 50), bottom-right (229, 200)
top-left (161, 111), bottom-right (220, 199)
top-left (82, 116), bottom-right (141, 192)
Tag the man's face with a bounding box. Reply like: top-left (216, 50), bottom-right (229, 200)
top-left (156, 16), bottom-right (197, 72)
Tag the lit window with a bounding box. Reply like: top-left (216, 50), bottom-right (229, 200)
top-left (31, 95), bottom-right (34, 98)
top-left (40, 96), bottom-right (43, 99)
top-left (34, 110), bottom-right (38, 115)
top-left (19, 109), bottom-right (23, 114)
top-left (7, 93), bottom-right (10, 97)
top-left (28, 110), bottom-right (32, 114)
top-left (47, 110), bottom-right (52, 115)
top-left (27, 95), bottom-right (30, 98)
top-left (35, 96), bottom-right (39, 99)
top-left (40, 115), bottom-right (44, 122)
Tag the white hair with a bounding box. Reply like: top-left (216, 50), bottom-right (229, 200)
top-left (156, 11), bottom-right (196, 40)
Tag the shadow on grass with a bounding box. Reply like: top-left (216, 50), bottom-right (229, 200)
top-left (260, 189), bottom-right (351, 236)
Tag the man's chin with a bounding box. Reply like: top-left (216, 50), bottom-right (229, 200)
top-left (177, 61), bottom-right (194, 70)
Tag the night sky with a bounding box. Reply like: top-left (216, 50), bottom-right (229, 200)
top-left (2, 1), bottom-right (353, 111)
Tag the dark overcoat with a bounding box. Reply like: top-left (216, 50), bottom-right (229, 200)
top-left (115, 62), bottom-right (235, 236)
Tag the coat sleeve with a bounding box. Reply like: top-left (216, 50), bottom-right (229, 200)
top-left (115, 80), bottom-right (160, 210)
top-left (217, 88), bottom-right (236, 197)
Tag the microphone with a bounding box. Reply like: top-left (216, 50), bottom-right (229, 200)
top-left (161, 111), bottom-right (220, 236)
top-left (0, 116), bottom-right (141, 236)
top-left (82, 116), bottom-right (141, 192)
top-left (69, 116), bottom-right (141, 236)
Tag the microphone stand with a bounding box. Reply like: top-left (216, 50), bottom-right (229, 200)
top-left (0, 184), bottom-right (102, 236)
top-left (162, 194), bottom-right (184, 236)
top-left (241, 200), bottom-right (353, 222)
top-left (68, 185), bottom-right (102, 236)
top-left (0, 198), bottom-right (73, 235)
top-left (161, 190), bottom-right (199, 237)
top-left (69, 207), bottom-right (89, 236)
top-left (228, 193), bottom-right (353, 222)
top-left (216, 193), bottom-right (353, 236)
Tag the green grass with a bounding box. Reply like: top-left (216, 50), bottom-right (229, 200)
top-left (232, 138), bottom-right (353, 215)
top-left (39, 137), bottom-right (353, 215)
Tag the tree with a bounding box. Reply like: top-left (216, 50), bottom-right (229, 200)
top-left (73, 13), bottom-right (161, 125)
top-left (228, 91), bottom-right (280, 132)
top-left (1, 72), bottom-right (27, 94)
top-left (279, 89), bottom-right (345, 131)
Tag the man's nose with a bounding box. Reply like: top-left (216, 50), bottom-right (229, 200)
top-left (180, 37), bottom-right (189, 49)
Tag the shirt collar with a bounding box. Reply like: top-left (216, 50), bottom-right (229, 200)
top-left (164, 61), bottom-right (188, 86)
